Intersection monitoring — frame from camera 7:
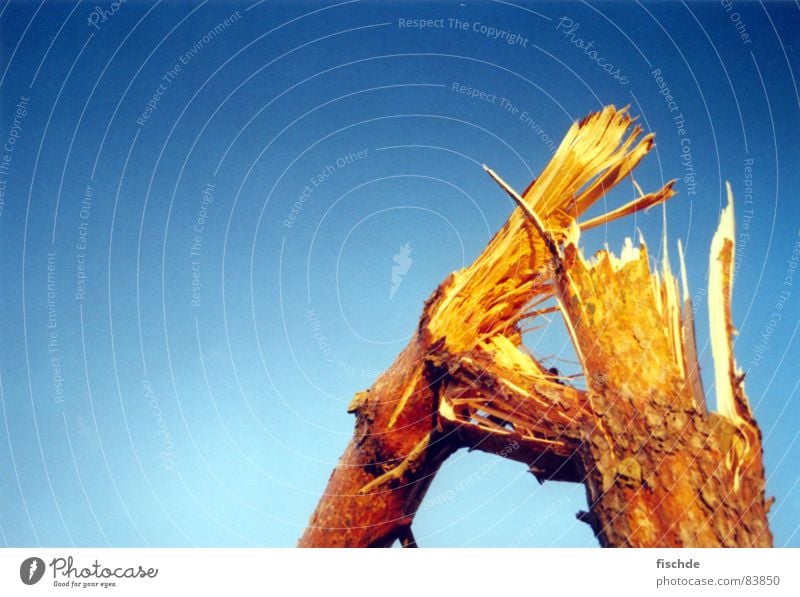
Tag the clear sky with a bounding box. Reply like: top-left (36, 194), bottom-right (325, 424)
top-left (0, 0), bottom-right (798, 547)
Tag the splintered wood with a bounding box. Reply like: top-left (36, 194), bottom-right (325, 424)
top-left (299, 106), bottom-right (773, 548)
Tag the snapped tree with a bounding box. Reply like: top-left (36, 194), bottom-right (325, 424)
top-left (299, 106), bottom-right (773, 548)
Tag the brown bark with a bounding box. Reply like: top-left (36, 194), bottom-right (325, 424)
top-left (560, 241), bottom-right (771, 546)
top-left (298, 335), bottom-right (453, 547)
top-left (299, 106), bottom-right (773, 547)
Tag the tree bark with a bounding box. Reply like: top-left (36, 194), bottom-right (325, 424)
top-left (559, 239), bottom-right (771, 547)
top-left (298, 335), bottom-right (453, 547)
top-left (299, 106), bottom-right (773, 547)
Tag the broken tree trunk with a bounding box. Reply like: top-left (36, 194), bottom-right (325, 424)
top-left (298, 106), bottom-right (773, 547)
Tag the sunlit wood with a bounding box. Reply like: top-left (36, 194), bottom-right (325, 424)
top-left (299, 106), bottom-right (772, 548)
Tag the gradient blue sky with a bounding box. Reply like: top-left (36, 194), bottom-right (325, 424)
top-left (0, 0), bottom-right (798, 547)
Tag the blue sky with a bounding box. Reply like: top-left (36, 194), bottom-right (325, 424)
top-left (0, 0), bottom-right (798, 547)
